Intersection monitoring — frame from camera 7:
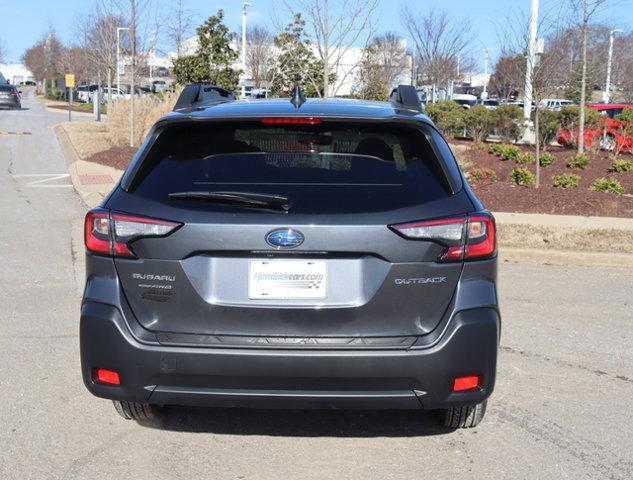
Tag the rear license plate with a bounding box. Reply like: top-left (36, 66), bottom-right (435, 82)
top-left (248, 260), bottom-right (327, 300)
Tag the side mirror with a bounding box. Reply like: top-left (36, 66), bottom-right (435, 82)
top-left (18, 90), bottom-right (23, 94)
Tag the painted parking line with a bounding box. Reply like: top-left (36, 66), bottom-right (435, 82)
top-left (0, 131), bottom-right (32, 135)
top-left (11, 173), bottom-right (72, 188)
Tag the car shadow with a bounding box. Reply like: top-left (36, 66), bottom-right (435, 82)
top-left (138, 406), bottom-right (454, 438)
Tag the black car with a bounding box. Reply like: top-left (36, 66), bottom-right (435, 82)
top-left (0, 85), bottom-right (21, 109)
top-left (81, 84), bottom-right (500, 429)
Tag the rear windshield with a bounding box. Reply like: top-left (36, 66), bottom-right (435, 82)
top-left (131, 121), bottom-right (450, 214)
top-left (0, 85), bottom-right (15, 92)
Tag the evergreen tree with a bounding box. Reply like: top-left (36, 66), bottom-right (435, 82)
top-left (270, 14), bottom-right (331, 98)
top-left (172, 9), bottom-right (241, 90)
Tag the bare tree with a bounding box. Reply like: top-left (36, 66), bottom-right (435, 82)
top-left (496, 8), bottom-right (573, 187)
top-left (76, 0), bottom-right (125, 106)
top-left (283, 0), bottom-right (378, 97)
top-left (401, 7), bottom-right (473, 88)
top-left (22, 28), bottom-right (65, 93)
top-left (571, 0), bottom-right (609, 154)
top-left (166, 0), bottom-right (194, 58)
top-left (0, 38), bottom-right (6, 63)
top-left (246, 26), bottom-right (274, 89)
top-left (356, 33), bottom-right (409, 100)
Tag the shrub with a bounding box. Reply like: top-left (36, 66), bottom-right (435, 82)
top-left (498, 144), bottom-right (521, 161)
top-left (464, 105), bottom-right (494, 142)
top-left (468, 167), bottom-right (499, 183)
top-left (46, 87), bottom-right (65, 101)
top-left (539, 152), bottom-right (556, 167)
top-left (590, 178), bottom-right (625, 195)
top-left (425, 100), bottom-right (466, 137)
top-left (515, 152), bottom-right (534, 164)
top-left (491, 104), bottom-right (525, 143)
top-left (560, 105), bottom-right (600, 130)
top-left (567, 153), bottom-right (590, 169)
top-left (553, 173), bottom-right (581, 189)
top-left (610, 159), bottom-right (633, 173)
top-left (108, 89), bottom-right (182, 147)
top-left (510, 167), bottom-right (535, 186)
top-left (488, 143), bottom-right (504, 156)
top-left (536, 109), bottom-right (562, 149)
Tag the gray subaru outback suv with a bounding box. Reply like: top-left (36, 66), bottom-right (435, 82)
top-left (81, 85), bottom-right (500, 428)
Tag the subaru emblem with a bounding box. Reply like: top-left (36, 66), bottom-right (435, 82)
top-left (266, 228), bottom-right (304, 249)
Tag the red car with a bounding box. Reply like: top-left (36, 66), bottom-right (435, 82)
top-left (557, 103), bottom-right (633, 153)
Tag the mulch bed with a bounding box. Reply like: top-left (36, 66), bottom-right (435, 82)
top-left (86, 146), bottom-right (137, 171)
top-left (85, 142), bottom-right (633, 218)
top-left (456, 140), bottom-right (633, 218)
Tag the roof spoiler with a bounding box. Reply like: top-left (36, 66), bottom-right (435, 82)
top-left (390, 85), bottom-right (422, 112)
top-left (173, 83), bottom-right (236, 111)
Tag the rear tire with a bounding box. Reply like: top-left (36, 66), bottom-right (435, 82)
top-left (112, 400), bottom-right (161, 421)
top-left (440, 400), bottom-right (487, 428)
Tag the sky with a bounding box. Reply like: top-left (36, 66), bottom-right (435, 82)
top-left (1, 0), bottom-right (632, 69)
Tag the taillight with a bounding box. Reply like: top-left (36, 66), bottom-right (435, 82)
top-left (261, 117), bottom-right (321, 125)
top-left (84, 209), bottom-right (181, 257)
top-left (9, 92), bottom-right (18, 97)
top-left (390, 213), bottom-right (496, 262)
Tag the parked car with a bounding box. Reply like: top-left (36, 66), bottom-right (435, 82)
top-left (557, 103), bottom-right (633, 153)
top-left (99, 86), bottom-right (130, 102)
top-left (77, 84), bottom-right (99, 103)
top-left (470, 99), bottom-right (500, 110)
top-left (0, 84), bottom-right (21, 109)
top-left (539, 98), bottom-right (575, 111)
top-left (151, 80), bottom-right (170, 93)
top-left (80, 84), bottom-right (501, 429)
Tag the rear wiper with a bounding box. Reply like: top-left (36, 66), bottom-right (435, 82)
top-left (168, 191), bottom-right (292, 212)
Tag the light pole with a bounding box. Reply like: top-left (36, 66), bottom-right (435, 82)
top-left (116, 27), bottom-right (130, 95)
top-left (241, 2), bottom-right (251, 99)
top-left (523, 0), bottom-right (539, 120)
top-left (482, 48), bottom-right (492, 99)
top-left (603, 28), bottom-right (623, 103)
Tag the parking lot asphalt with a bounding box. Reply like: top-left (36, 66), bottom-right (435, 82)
top-left (1, 91), bottom-right (632, 480)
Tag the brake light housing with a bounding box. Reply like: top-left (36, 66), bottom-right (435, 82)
top-left (84, 209), bottom-right (181, 258)
top-left (390, 213), bottom-right (496, 262)
top-left (261, 117), bottom-right (321, 125)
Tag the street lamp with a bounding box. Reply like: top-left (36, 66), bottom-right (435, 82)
top-left (116, 27), bottom-right (130, 95)
top-left (523, 0), bottom-right (539, 120)
top-left (603, 28), bottom-right (623, 103)
top-left (241, 2), bottom-right (252, 99)
top-left (482, 48), bottom-right (492, 99)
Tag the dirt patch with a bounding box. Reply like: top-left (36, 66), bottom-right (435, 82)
top-left (454, 140), bottom-right (633, 218)
top-left (86, 145), bottom-right (137, 171)
top-left (60, 121), bottom-right (111, 160)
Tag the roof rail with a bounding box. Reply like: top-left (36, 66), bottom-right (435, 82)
top-left (173, 83), bottom-right (236, 111)
top-left (390, 85), bottom-right (422, 113)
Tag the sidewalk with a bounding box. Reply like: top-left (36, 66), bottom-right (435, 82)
top-left (55, 124), bottom-right (122, 208)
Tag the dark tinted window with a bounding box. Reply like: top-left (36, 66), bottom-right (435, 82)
top-left (132, 121), bottom-right (450, 214)
top-left (0, 85), bottom-right (15, 92)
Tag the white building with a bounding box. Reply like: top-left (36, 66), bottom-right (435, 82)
top-left (0, 64), bottom-right (34, 84)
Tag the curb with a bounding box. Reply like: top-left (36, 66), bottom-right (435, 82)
top-left (500, 247), bottom-right (633, 268)
top-left (54, 124), bottom-right (121, 209)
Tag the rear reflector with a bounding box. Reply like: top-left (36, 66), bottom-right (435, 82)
top-left (261, 117), bottom-right (321, 125)
top-left (390, 213), bottom-right (496, 263)
top-left (93, 368), bottom-right (121, 385)
top-left (453, 375), bottom-right (481, 392)
top-left (84, 209), bottom-right (181, 258)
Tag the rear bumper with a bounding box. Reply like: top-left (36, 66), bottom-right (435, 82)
top-left (80, 302), bottom-right (500, 410)
top-left (0, 98), bottom-right (20, 108)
